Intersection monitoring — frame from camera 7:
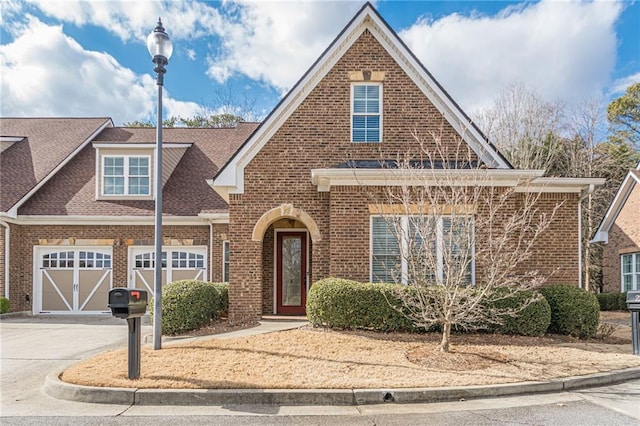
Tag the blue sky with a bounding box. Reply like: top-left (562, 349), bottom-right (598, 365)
top-left (1, 0), bottom-right (639, 126)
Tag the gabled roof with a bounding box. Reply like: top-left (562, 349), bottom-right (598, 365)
top-left (16, 123), bottom-right (258, 219)
top-left (592, 161), bottom-right (640, 243)
top-left (0, 117), bottom-right (113, 216)
top-left (212, 2), bottom-right (511, 201)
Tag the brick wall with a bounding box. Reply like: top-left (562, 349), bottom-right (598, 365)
top-left (4, 224), bottom-right (223, 312)
top-left (227, 30), bottom-right (581, 321)
top-left (602, 183), bottom-right (640, 292)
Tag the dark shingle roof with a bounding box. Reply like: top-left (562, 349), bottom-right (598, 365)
top-left (1, 117), bottom-right (112, 212)
top-left (17, 123), bottom-right (259, 217)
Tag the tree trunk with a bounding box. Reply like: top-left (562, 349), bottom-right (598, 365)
top-left (440, 322), bottom-right (451, 353)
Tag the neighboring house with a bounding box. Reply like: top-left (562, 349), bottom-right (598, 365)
top-left (0, 117), bottom-right (257, 314)
top-left (1, 3), bottom-right (603, 321)
top-left (592, 161), bottom-right (640, 293)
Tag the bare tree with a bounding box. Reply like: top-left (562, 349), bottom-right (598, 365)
top-left (474, 82), bottom-right (565, 172)
top-left (368, 128), bottom-right (559, 352)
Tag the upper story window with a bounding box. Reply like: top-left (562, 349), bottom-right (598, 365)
top-left (103, 155), bottom-right (150, 196)
top-left (351, 83), bottom-right (381, 143)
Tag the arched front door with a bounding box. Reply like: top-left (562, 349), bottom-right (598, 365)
top-left (276, 231), bottom-right (308, 315)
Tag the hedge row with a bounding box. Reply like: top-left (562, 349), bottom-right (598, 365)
top-left (595, 292), bottom-right (628, 311)
top-left (0, 297), bottom-right (9, 314)
top-left (307, 279), bottom-right (599, 338)
top-left (150, 280), bottom-right (228, 335)
top-left (306, 278), bottom-right (416, 332)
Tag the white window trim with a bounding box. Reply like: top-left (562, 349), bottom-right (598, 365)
top-left (370, 215), bottom-right (475, 285)
top-left (351, 82), bottom-right (383, 143)
top-left (101, 155), bottom-right (152, 196)
top-left (621, 252), bottom-right (640, 292)
top-left (222, 240), bottom-right (230, 283)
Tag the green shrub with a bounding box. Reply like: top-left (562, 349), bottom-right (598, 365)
top-left (596, 292), bottom-right (624, 311)
top-left (618, 292), bottom-right (629, 311)
top-left (210, 282), bottom-right (229, 314)
top-left (150, 280), bottom-right (223, 335)
top-left (540, 285), bottom-right (600, 338)
top-left (0, 297), bottom-right (9, 314)
top-left (486, 289), bottom-right (551, 337)
top-left (307, 278), bottom-right (416, 332)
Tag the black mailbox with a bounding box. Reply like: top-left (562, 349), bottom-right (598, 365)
top-left (628, 291), bottom-right (640, 311)
top-left (108, 288), bottom-right (148, 319)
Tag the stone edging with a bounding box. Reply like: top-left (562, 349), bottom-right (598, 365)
top-left (44, 366), bottom-right (640, 406)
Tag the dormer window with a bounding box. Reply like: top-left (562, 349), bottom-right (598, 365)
top-left (351, 83), bottom-right (382, 143)
top-left (103, 155), bottom-right (150, 196)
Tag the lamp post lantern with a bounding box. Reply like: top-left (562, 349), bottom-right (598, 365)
top-left (147, 18), bottom-right (172, 350)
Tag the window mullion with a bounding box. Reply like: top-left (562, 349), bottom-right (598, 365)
top-left (436, 217), bottom-right (444, 284)
top-left (401, 216), bottom-right (409, 285)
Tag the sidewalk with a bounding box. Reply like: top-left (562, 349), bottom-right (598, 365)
top-left (44, 318), bottom-right (640, 406)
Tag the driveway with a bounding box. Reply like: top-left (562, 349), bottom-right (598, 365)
top-left (0, 314), bottom-right (149, 417)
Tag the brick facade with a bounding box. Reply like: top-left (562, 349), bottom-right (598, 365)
top-left (226, 30), bottom-right (581, 323)
top-left (3, 224), bottom-right (226, 312)
top-left (602, 183), bottom-right (640, 293)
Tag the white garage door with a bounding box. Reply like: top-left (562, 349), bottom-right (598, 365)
top-left (35, 247), bottom-right (113, 314)
top-left (129, 247), bottom-right (207, 296)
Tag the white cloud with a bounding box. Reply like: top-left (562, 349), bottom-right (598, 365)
top-left (186, 48), bottom-right (196, 61)
top-left (207, 0), bottom-right (367, 92)
top-left (399, 0), bottom-right (623, 113)
top-left (610, 72), bottom-right (640, 95)
top-left (25, 0), bottom-right (225, 42)
top-left (0, 16), bottom-right (201, 125)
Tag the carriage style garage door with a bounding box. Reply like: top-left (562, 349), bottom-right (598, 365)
top-left (129, 247), bottom-right (207, 296)
top-left (35, 247), bottom-right (113, 314)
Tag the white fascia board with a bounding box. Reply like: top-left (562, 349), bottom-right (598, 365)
top-left (197, 212), bottom-right (230, 223)
top-left (520, 177), bottom-right (607, 193)
top-left (592, 172), bottom-right (637, 243)
top-left (92, 143), bottom-right (192, 149)
top-left (0, 137), bottom-right (24, 142)
top-left (207, 179), bottom-right (230, 203)
top-left (311, 168), bottom-right (543, 190)
top-left (9, 215), bottom-right (208, 226)
top-left (7, 119), bottom-right (114, 218)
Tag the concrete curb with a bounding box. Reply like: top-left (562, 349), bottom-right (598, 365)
top-left (45, 366), bottom-right (640, 406)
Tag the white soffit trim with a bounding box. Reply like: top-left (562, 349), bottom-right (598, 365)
top-left (8, 215), bottom-right (210, 226)
top-left (592, 170), bottom-right (640, 243)
top-left (212, 4), bottom-right (509, 196)
top-left (311, 168), bottom-right (605, 193)
top-left (197, 212), bottom-right (230, 223)
top-left (7, 119), bottom-right (114, 218)
top-left (92, 143), bottom-right (192, 149)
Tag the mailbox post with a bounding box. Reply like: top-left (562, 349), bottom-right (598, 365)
top-left (108, 288), bottom-right (148, 379)
top-left (627, 291), bottom-right (640, 356)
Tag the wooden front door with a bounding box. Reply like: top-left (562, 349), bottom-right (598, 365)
top-left (276, 232), bottom-right (308, 315)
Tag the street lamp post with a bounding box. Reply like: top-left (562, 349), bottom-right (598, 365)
top-left (147, 18), bottom-right (172, 350)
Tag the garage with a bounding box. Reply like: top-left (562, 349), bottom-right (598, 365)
top-left (129, 246), bottom-right (207, 296)
top-left (35, 247), bottom-right (113, 314)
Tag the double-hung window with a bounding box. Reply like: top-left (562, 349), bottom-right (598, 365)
top-left (222, 241), bottom-right (230, 283)
top-left (371, 216), bottom-right (474, 285)
top-left (351, 83), bottom-right (381, 143)
top-left (103, 156), bottom-right (150, 196)
top-left (622, 253), bottom-right (640, 291)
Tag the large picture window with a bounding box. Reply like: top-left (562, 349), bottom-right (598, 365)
top-left (371, 216), bottom-right (474, 285)
top-left (103, 155), bottom-right (150, 196)
top-left (351, 83), bottom-right (381, 143)
top-left (622, 253), bottom-right (640, 292)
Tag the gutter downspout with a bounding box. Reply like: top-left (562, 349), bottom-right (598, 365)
top-left (209, 221), bottom-right (214, 282)
top-left (0, 221), bottom-right (9, 299)
top-left (578, 184), bottom-right (596, 289)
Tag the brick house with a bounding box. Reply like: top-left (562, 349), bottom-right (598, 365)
top-left (1, 3), bottom-right (602, 320)
top-left (592, 162), bottom-right (640, 293)
top-left (0, 118), bottom-right (257, 314)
